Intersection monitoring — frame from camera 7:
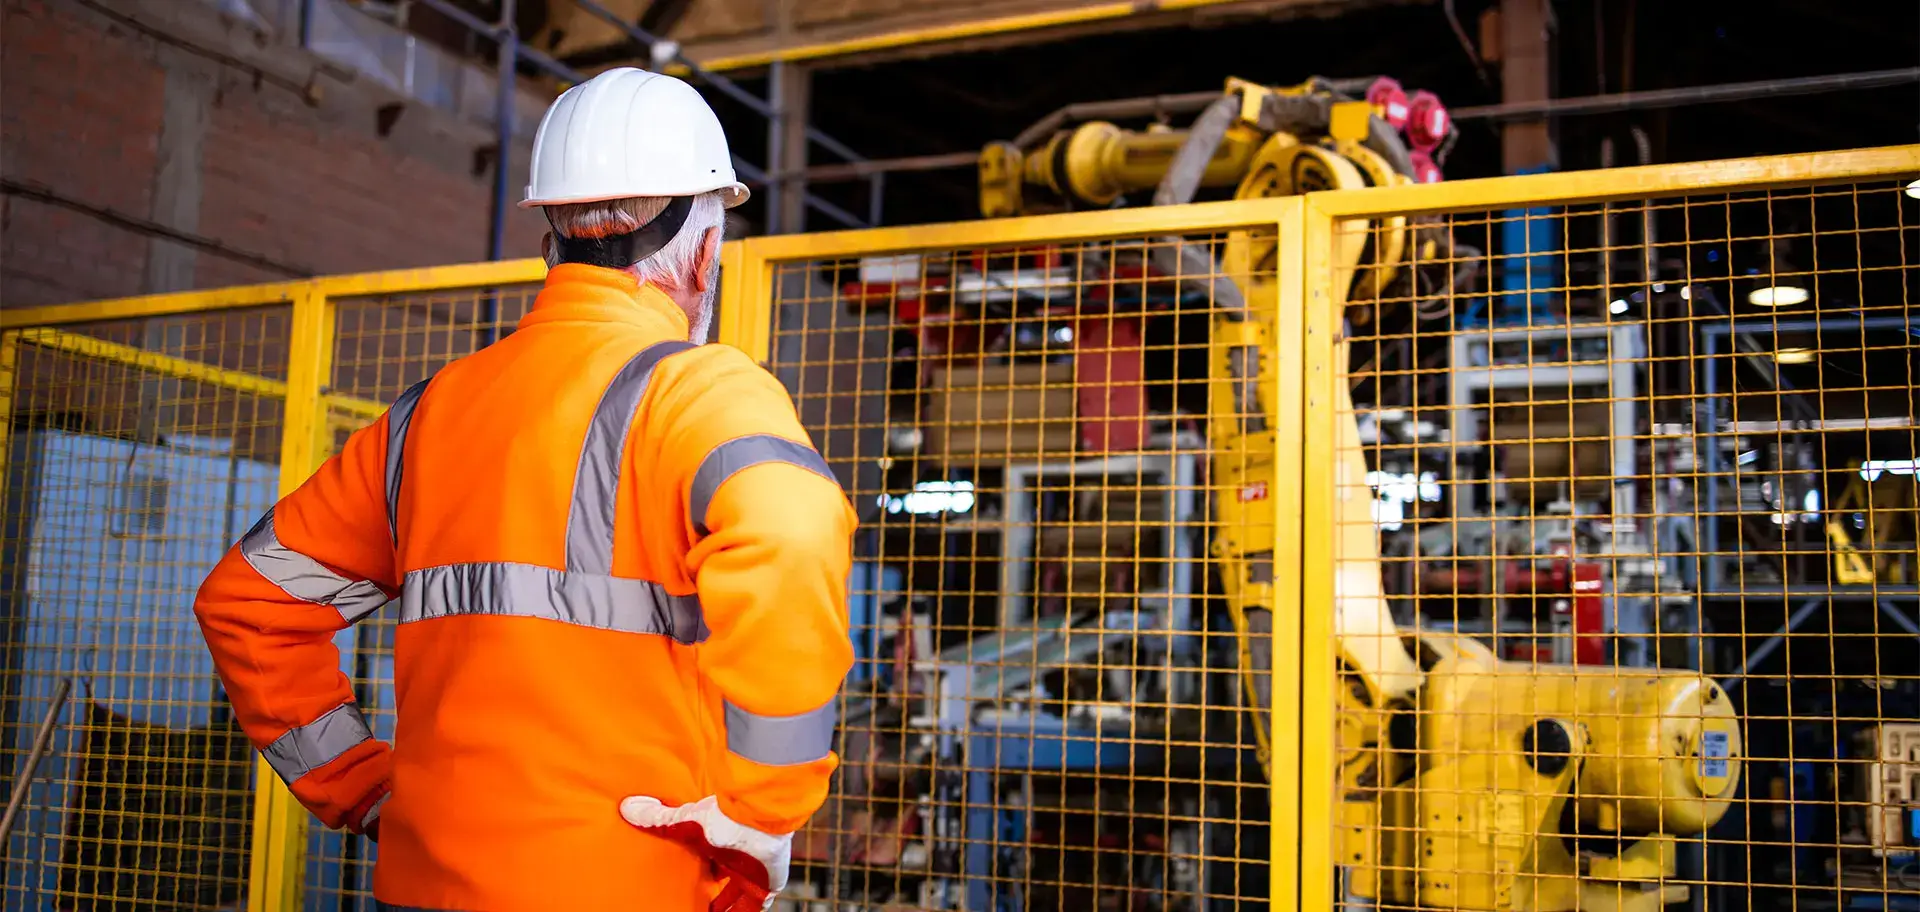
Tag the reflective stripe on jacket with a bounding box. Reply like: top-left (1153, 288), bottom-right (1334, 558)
top-left (193, 264), bottom-right (857, 910)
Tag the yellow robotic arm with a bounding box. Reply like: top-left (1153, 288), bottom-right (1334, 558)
top-left (977, 78), bottom-right (1743, 911)
top-left (981, 77), bottom-right (1429, 758)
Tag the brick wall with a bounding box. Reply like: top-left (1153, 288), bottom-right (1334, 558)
top-left (0, 0), bottom-right (166, 304)
top-left (0, 0), bottom-right (548, 308)
top-left (191, 80), bottom-right (543, 290)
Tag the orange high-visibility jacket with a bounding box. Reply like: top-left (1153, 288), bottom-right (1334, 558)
top-left (194, 265), bottom-right (856, 910)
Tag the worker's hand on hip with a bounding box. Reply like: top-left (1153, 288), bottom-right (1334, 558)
top-left (620, 795), bottom-right (790, 912)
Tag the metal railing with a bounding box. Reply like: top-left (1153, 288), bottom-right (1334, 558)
top-left (1295, 147), bottom-right (1920, 912)
top-left (398, 0), bottom-right (877, 235)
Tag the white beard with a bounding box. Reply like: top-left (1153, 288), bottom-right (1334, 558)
top-left (687, 259), bottom-right (721, 344)
top-left (688, 296), bottom-right (714, 344)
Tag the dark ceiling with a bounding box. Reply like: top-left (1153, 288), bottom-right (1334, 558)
top-left (701, 0), bottom-right (1919, 230)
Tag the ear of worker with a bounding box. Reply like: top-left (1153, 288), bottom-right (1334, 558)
top-left (620, 795), bottom-right (789, 912)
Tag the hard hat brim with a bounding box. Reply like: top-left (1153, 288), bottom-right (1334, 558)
top-left (520, 182), bottom-right (751, 210)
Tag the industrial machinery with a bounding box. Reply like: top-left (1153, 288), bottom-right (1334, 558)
top-left (948, 77), bottom-right (1748, 910)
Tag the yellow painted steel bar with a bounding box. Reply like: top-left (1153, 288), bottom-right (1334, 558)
top-left (2, 259), bottom-right (548, 331)
top-left (1295, 198), bottom-right (1340, 912)
top-left (248, 287), bottom-right (339, 912)
top-left (1266, 197), bottom-right (1308, 908)
top-left (326, 394), bottom-right (389, 421)
top-left (738, 197), bottom-right (1290, 262)
top-left (311, 258), bottom-right (547, 297)
top-left (1, 281), bottom-right (303, 330)
top-left (1307, 145), bottom-right (1920, 218)
top-left (17, 327), bottom-right (293, 401)
top-left (682, 0), bottom-right (1262, 72)
top-left (716, 239), bottom-right (773, 364)
top-left (10, 327), bottom-right (385, 420)
top-left (0, 331), bottom-right (18, 512)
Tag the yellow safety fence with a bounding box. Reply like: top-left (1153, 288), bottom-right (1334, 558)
top-left (0, 146), bottom-right (1914, 912)
top-left (1300, 150), bottom-right (1920, 912)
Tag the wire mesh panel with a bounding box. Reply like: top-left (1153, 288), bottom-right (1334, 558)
top-left (748, 217), bottom-right (1287, 911)
top-left (331, 283), bottom-right (543, 404)
top-left (0, 310), bottom-right (291, 911)
top-left (1310, 163), bottom-right (1920, 911)
top-left (297, 281), bottom-right (542, 912)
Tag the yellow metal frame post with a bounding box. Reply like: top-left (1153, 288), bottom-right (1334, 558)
top-left (248, 286), bottom-right (339, 912)
top-left (1266, 197), bottom-right (1310, 908)
top-left (0, 330), bottom-right (18, 503)
top-left (1295, 197), bottom-right (1341, 912)
top-left (717, 239), bottom-right (774, 361)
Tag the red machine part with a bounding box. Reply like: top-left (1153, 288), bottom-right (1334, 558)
top-left (1408, 149), bottom-right (1443, 184)
top-left (1508, 643), bottom-right (1553, 664)
top-left (1405, 90), bottom-right (1451, 151)
top-left (1568, 561), bottom-right (1605, 665)
top-left (1500, 555), bottom-right (1566, 595)
top-left (1366, 77), bottom-right (1410, 130)
top-left (969, 245), bottom-right (1064, 274)
top-left (1503, 558), bottom-right (1607, 665)
top-left (1074, 316), bottom-right (1148, 451)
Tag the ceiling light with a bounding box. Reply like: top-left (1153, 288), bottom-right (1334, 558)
top-left (1774, 347), bottom-right (1814, 365)
top-left (1609, 299), bottom-right (1629, 314)
top-left (1907, 178), bottom-right (1920, 199)
top-left (1652, 283), bottom-right (1667, 292)
top-left (1749, 285), bottom-right (1809, 307)
top-left (650, 39), bottom-right (682, 70)
top-left (1680, 286), bottom-right (1692, 300)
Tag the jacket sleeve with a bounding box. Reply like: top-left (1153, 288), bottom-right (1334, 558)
top-left (194, 413), bottom-right (399, 833)
top-left (655, 348), bottom-right (856, 835)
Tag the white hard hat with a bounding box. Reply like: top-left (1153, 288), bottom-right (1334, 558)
top-left (522, 68), bottom-right (749, 209)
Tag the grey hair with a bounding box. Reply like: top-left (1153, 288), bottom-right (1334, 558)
top-left (542, 192), bottom-right (726, 286)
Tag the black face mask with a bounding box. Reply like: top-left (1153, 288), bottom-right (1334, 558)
top-left (548, 196), bottom-right (694, 268)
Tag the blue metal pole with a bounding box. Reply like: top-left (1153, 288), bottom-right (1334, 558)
top-left (765, 61), bottom-right (785, 235)
top-left (964, 736), bottom-right (996, 911)
top-left (298, 0), bottom-right (315, 50)
top-left (1702, 330), bottom-right (1721, 592)
top-left (404, 0), bottom-right (869, 229)
top-left (482, 0), bottom-right (517, 348)
top-left (488, 0), bottom-right (517, 264)
top-left (567, 0), bottom-right (866, 161)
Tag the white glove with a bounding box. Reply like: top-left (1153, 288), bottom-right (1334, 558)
top-left (621, 795), bottom-right (791, 912)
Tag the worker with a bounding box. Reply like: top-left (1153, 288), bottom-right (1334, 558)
top-left (193, 67), bottom-right (855, 912)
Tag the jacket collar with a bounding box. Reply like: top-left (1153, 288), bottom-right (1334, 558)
top-left (517, 264), bottom-right (690, 338)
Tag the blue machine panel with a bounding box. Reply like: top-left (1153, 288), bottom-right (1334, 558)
top-left (3, 430), bottom-right (277, 911)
